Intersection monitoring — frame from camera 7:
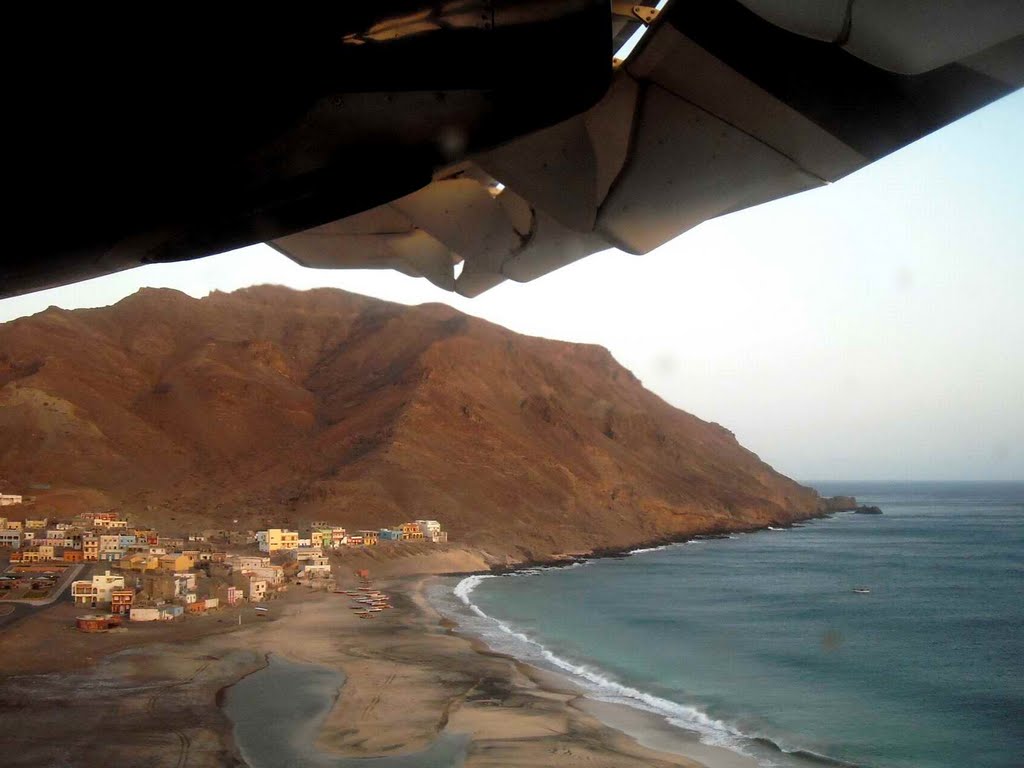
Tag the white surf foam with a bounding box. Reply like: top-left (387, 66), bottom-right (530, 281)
top-left (449, 572), bottom-right (759, 757)
top-left (627, 544), bottom-right (674, 555)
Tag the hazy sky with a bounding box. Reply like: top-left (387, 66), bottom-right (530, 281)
top-left (2, 92), bottom-right (1021, 483)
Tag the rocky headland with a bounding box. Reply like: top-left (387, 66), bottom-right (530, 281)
top-left (1, 285), bottom-right (849, 564)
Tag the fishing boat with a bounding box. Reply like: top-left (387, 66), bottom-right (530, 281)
top-left (852, 587), bottom-right (871, 594)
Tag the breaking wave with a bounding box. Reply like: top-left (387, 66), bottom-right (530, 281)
top-left (627, 544), bottom-right (674, 555)
top-left (449, 569), bottom-right (861, 768)
top-left (453, 573), bottom-right (755, 758)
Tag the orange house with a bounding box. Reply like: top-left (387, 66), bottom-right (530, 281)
top-left (110, 589), bottom-right (135, 614)
top-left (63, 550), bottom-right (84, 563)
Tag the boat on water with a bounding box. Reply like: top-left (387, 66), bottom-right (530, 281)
top-left (852, 587), bottom-right (871, 594)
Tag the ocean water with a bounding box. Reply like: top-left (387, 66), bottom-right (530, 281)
top-left (437, 482), bottom-right (1024, 768)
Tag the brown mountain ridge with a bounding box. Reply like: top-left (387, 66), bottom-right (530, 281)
top-left (0, 285), bottom-right (825, 562)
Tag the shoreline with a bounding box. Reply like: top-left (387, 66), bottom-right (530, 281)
top-left (0, 568), bottom-right (745, 767)
top-left (417, 574), bottom-right (760, 768)
top-left (0, 505), bottom-right (855, 767)
top-left (419, 577), bottom-right (765, 768)
top-left (447, 503), bottom-right (852, 579)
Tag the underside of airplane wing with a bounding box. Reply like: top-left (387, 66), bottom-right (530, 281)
top-left (5, 2), bottom-right (1023, 300)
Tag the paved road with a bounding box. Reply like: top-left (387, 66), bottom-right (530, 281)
top-left (0, 562), bottom-right (85, 631)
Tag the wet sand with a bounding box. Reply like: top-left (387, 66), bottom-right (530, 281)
top-left (0, 564), bottom-right (747, 768)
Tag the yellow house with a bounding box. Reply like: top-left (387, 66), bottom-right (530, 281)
top-left (357, 530), bottom-right (380, 546)
top-left (260, 529), bottom-right (299, 553)
top-left (310, 529), bottom-right (335, 548)
top-left (158, 553), bottom-right (193, 572)
top-left (399, 523), bottom-right (424, 541)
top-left (119, 554), bottom-right (160, 572)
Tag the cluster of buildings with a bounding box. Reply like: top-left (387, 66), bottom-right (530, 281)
top-left (256, 519), bottom-right (447, 553)
top-left (67, 549), bottom-right (302, 622)
top-left (0, 508), bottom-right (337, 625)
top-left (1, 512), bottom-right (165, 564)
top-left (0, 496), bottom-right (449, 631)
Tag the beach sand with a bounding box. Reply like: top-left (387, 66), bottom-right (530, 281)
top-left (0, 558), bottom-right (750, 768)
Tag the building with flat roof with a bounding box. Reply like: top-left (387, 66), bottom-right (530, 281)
top-left (158, 553), bottom-right (194, 572)
top-left (110, 589), bottom-right (134, 614)
top-left (72, 572), bottom-right (127, 606)
top-left (358, 530), bottom-right (380, 546)
top-left (400, 522), bottom-right (425, 541)
top-left (257, 528), bottom-right (299, 553)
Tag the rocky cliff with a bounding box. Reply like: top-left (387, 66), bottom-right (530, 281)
top-left (0, 286), bottom-right (825, 561)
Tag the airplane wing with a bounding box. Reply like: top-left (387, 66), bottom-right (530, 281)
top-left (5, 2), bottom-right (1022, 300)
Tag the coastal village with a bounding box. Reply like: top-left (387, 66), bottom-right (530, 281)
top-left (0, 491), bottom-right (446, 631)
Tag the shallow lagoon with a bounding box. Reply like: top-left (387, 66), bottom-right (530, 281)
top-left (223, 654), bottom-right (469, 768)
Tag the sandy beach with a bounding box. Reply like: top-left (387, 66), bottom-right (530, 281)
top-left (0, 555), bottom-right (754, 768)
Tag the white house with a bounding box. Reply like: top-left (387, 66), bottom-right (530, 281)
top-left (173, 572), bottom-right (197, 596)
top-left (299, 557), bottom-right (332, 579)
top-left (416, 520), bottom-right (447, 542)
top-left (293, 547), bottom-right (324, 562)
top-left (228, 555), bottom-right (271, 570)
top-left (0, 530), bottom-right (22, 549)
top-left (244, 565), bottom-right (285, 585)
top-left (72, 571), bottom-right (126, 605)
top-left (246, 577), bottom-right (268, 602)
top-left (0, 494), bottom-right (22, 506)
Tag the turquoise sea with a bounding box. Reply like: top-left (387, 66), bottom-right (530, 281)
top-left (436, 482), bottom-right (1024, 768)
